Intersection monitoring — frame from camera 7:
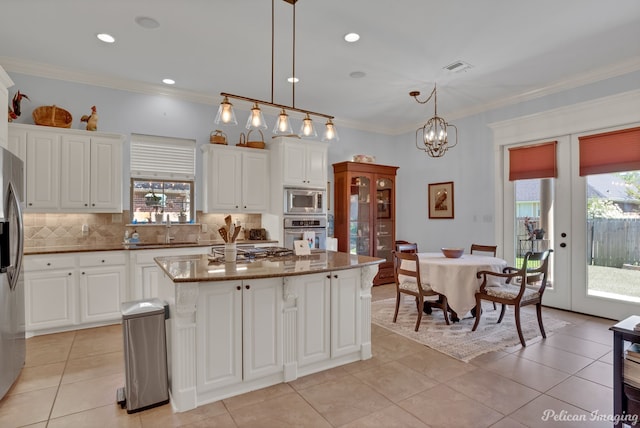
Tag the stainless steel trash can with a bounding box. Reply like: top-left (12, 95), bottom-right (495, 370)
top-left (116, 298), bottom-right (170, 414)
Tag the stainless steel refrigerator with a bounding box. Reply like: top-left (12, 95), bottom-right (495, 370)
top-left (0, 147), bottom-right (24, 399)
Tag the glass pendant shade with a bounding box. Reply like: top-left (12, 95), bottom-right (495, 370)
top-left (245, 103), bottom-right (268, 130)
top-left (299, 113), bottom-right (317, 138)
top-left (273, 109), bottom-right (293, 134)
top-left (322, 119), bottom-right (339, 142)
top-left (214, 96), bottom-right (237, 125)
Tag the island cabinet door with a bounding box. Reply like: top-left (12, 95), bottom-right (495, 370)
top-left (330, 268), bottom-right (362, 358)
top-left (242, 277), bottom-right (284, 381)
top-left (293, 272), bottom-right (330, 367)
top-left (196, 281), bottom-right (243, 393)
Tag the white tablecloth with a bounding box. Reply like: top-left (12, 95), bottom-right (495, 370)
top-left (402, 252), bottom-right (507, 316)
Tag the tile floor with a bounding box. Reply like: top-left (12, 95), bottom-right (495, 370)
top-left (0, 283), bottom-right (622, 427)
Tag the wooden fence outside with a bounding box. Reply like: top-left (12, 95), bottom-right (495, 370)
top-left (516, 217), bottom-right (640, 268)
top-left (588, 218), bottom-right (640, 268)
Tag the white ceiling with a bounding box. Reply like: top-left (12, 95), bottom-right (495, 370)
top-left (1, 0), bottom-right (639, 135)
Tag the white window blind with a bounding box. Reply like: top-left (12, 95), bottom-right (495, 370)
top-left (130, 134), bottom-right (196, 180)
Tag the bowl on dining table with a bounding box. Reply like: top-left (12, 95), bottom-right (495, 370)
top-left (441, 248), bottom-right (464, 258)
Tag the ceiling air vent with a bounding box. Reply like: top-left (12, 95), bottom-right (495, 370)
top-left (444, 61), bottom-right (473, 73)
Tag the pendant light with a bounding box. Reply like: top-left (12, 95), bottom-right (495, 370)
top-left (322, 119), bottom-right (339, 142)
top-left (410, 84), bottom-right (458, 158)
top-left (299, 113), bottom-right (317, 138)
top-left (214, 96), bottom-right (237, 125)
top-left (215, 0), bottom-right (338, 142)
top-left (273, 109), bottom-right (293, 134)
top-left (245, 103), bottom-right (268, 130)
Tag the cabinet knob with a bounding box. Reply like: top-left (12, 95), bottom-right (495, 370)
top-left (101, 260), bottom-right (105, 263)
top-left (245, 285), bottom-right (250, 289)
top-left (84, 203), bottom-right (88, 207)
top-left (28, 202), bottom-right (32, 206)
top-left (326, 275), bottom-right (330, 279)
top-left (47, 262), bottom-right (51, 266)
top-left (235, 205), bottom-right (239, 208)
top-left (81, 272), bottom-right (85, 275)
top-left (92, 203), bottom-right (95, 207)
top-left (68, 272), bottom-right (72, 276)
top-left (236, 286), bottom-right (241, 290)
top-left (334, 274), bottom-right (338, 278)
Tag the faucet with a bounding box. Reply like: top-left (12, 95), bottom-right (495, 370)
top-left (165, 216), bottom-right (174, 244)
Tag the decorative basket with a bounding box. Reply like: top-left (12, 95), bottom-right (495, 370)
top-left (209, 130), bottom-right (227, 144)
top-left (245, 129), bottom-right (265, 149)
top-left (236, 132), bottom-right (247, 147)
top-left (32, 105), bottom-right (73, 128)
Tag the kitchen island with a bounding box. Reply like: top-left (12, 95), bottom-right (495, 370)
top-left (155, 251), bottom-right (383, 412)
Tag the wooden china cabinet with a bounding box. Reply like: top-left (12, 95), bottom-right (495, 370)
top-left (333, 161), bottom-right (399, 285)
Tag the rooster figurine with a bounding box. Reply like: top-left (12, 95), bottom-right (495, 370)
top-left (8, 91), bottom-right (29, 122)
top-left (80, 105), bottom-right (98, 131)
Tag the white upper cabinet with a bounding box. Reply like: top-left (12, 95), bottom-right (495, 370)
top-left (9, 124), bottom-right (123, 213)
top-left (271, 137), bottom-right (327, 189)
top-left (270, 137), bottom-right (328, 193)
top-left (203, 144), bottom-right (269, 213)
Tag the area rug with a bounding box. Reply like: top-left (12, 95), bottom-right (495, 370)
top-left (371, 297), bottom-right (570, 362)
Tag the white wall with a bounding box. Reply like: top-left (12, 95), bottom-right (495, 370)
top-left (6, 69), bottom-right (640, 252)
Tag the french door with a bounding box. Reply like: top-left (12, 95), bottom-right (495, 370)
top-left (502, 127), bottom-right (640, 320)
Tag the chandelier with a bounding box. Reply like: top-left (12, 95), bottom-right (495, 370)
top-left (214, 0), bottom-right (338, 142)
top-left (410, 84), bottom-right (457, 157)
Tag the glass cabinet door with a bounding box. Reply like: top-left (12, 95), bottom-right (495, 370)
top-left (349, 175), bottom-right (371, 255)
top-left (375, 177), bottom-right (394, 262)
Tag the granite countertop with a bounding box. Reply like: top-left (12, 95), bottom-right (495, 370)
top-left (155, 251), bottom-right (384, 282)
top-left (24, 240), bottom-right (279, 255)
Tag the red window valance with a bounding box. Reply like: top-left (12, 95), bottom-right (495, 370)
top-left (508, 141), bottom-right (557, 181)
top-left (579, 127), bottom-right (640, 176)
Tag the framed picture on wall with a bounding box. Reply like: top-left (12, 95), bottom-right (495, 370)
top-left (428, 181), bottom-right (454, 219)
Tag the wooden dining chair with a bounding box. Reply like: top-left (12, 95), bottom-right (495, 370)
top-left (470, 243), bottom-right (497, 256)
top-left (470, 244), bottom-right (498, 309)
top-left (395, 240), bottom-right (418, 253)
top-left (472, 249), bottom-right (553, 346)
top-left (392, 250), bottom-right (450, 330)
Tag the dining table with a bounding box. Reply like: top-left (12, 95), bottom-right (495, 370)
top-left (408, 252), bottom-right (508, 320)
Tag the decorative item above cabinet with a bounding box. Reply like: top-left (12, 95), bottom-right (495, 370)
top-left (8, 123), bottom-right (124, 213)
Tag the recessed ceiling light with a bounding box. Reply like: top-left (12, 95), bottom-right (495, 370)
top-left (344, 33), bottom-right (360, 43)
top-left (349, 71), bottom-right (366, 79)
top-left (162, 78), bottom-right (175, 85)
top-left (135, 16), bottom-right (160, 29)
top-left (96, 33), bottom-right (115, 43)
top-left (287, 77), bottom-right (299, 83)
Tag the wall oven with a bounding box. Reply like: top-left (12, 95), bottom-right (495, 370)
top-left (283, 216), bottom-right (327, 250)
top-left (284, 188), bottom-right (326, 215)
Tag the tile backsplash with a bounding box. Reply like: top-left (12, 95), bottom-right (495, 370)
top-left (24, 211), bottom-right (263, 248)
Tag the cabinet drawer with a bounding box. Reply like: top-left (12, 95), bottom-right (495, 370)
top-left (25, 255), bottom-right (76, 272)
top-left (78, 252), bottom-right (126, 267)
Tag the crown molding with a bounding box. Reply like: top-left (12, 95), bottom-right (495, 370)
top-left (3, 55), bottom-right (640, 137)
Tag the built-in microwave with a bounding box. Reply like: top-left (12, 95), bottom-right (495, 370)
top-left (284, 187), bottom-right (326, 215)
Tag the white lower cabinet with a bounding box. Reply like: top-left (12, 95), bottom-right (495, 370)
top-left (25, 266), bottom-right (76, 331)
top-left (25, 251), bottom-right (126, 334)
top-left (291, 269), bottom-right (361, 367)
top-left (196, 277), bottom-right (283, 395)
top-left (78, 253), bottom-right (127, 323)
top-left (291, 272), bottom-right (331, 367)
